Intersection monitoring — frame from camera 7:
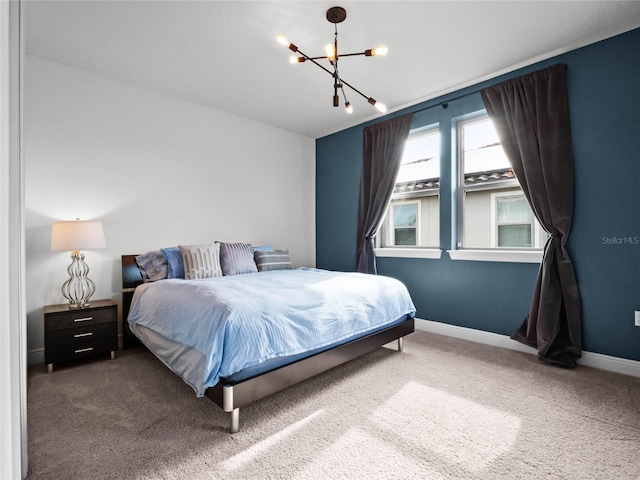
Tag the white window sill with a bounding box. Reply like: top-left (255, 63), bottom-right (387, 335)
top-left (374, 248), bottom-right (443, 259)
top-left (447, 249), bottom-right (542, 263)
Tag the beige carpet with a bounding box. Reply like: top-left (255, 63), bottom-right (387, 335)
top-left (27, 331), bottom-right (640, 479)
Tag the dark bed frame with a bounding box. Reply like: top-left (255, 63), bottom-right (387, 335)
top-left (121, 254), bottom-right (414, 433)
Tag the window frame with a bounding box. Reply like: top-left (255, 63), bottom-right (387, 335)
top-left (456, 113), bottom-right (543, 252)
top-left (376, 124), bottom-right (441, 255)
top-left (376, 107), bottom-right (544, 264)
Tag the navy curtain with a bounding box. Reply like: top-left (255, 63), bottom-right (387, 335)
top-left (355, 113), bottom-right (413, 274)
top-left (481, 64), bottom-right (582, 367)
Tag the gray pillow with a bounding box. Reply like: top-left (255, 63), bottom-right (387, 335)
top-left (254, 250), bottom-right (292, 272)
top-left (135, 250), bottom-right (168, 282)
top-left (218, 242), bottom-right (258, 275)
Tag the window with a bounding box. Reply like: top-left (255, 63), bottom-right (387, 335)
top-left (379, 126), bottom-right (440, 248)
top-left (491, 192), bottom-right (547, 247)
top-left (391, 201), bottom-right (419, 245)
top-left (376, 109), bottom-right (544, 262)
top-left (458, 115), bottom-right (544, 249)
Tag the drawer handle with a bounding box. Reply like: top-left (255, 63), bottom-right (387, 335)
top-left (73, 317), bottom-right (93, 323)
top-left (75, 347), bottom-right (94, 354)
top-left (74, 332), bottom-right (93, 338)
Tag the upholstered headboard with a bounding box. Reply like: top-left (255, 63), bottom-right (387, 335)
top-left (121, 255), bottom-right (143, 348)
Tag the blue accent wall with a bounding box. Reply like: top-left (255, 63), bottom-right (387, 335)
top-left (316, 27), bottom-right (640, 362)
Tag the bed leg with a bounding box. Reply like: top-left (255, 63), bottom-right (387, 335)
top-left (229, 408), bottom-right (240, 434)
top-left (398, 336), bottom-right (404, 352)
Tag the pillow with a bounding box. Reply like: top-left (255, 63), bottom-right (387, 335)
top-left (218, 242), bottom-right (258, 275)
top-left (254, 249), bottom-right (292, 272)
top-left (161, 246), bottom-right (185, 279)
top-left (135, 250), bottom-right (168, 282)
top-left (179, 244), bottom-right (222, 280)
top-left (251, 244), bottom-right (274, 252)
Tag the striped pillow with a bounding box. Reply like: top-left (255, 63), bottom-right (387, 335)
top-left (179, 244), bottom-right (222, 280)
top-left (254, 250), bottom-right (292, 272)
top-left (218, 242), bottom-right (258, 275)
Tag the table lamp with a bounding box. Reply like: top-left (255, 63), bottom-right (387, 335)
top-left (51, 219), bottom-right (106, 308)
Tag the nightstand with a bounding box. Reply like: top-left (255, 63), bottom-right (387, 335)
top-left (43, 299), bottom-right (118, 373)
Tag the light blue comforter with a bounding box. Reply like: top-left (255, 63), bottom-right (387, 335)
top-left (128, 268), bottom-right (415, 395)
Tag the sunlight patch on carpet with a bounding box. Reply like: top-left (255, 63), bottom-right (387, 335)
top-left (369, 381), bottom-right (521, 472)
top-left (292, 427), bottom-right (447, 479)
top-left (219, 409), bottom-right (325, 471)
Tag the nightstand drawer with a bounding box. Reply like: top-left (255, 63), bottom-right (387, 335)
top-left (45, 306), bottom-right (116, 331)
top-left (45, 338), bottom-right (117, 365)
top-left (45, 322), bottom-right (117, 348)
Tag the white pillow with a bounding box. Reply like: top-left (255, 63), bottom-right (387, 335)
top-left (179, 244), bottom-right (222, 280)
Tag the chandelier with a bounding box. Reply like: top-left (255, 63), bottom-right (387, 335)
top-left (276, 6), bottom-right (387, 114)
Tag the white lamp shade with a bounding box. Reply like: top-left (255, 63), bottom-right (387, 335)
top-left (51, 220), bottom-right (106, 252)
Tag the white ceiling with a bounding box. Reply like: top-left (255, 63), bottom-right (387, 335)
top-left (24, 1), bottom-right (640, 139)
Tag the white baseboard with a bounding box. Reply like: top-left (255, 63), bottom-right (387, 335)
top-left (28, 348), bottom-right (44, 367)
top-left (415, 318), bottom-right (640, 378)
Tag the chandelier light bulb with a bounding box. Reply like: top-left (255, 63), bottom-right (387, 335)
top-left (276, 35), bottom-right (290, 47)
top-left (289, 55), bottom-right (304, 64)
top-left (375, 102), bottom-right (388, 113)
top-left (368, 97), bottom-right (387, 113)
top-left (345, 102), bottom-right (353, 114)
top-left (372, 46), bottom-right (388, 57)
top-left (324, 44), bottom-right (336, 62)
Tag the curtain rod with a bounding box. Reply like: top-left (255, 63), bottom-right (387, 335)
top-left (411, 88), bottom-right (481, 114)
top-left (410, 63), bottom-right (567, 114)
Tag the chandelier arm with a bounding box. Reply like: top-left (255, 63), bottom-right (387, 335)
top-left (305, 51), bottom-right (369, 60)
top-left (338, 76), bottom-right (372, 103)
top-left (339, 84), bottom-right (350, 104)
top-left (333, 60), bottom-right (341, 107)
top-left (294, 48), bottom-right (337, 78)
top-left (332, 21), bottom-right (339, 107)
top-left (302, 52), bottom-right (367, 61)
top-left (334, 52), bottom-right (369, 58)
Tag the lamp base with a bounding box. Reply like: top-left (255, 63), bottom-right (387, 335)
top-left (67, 301), bottom-right (92, 309)
top-left (61, 251), bottom-right (96, 308)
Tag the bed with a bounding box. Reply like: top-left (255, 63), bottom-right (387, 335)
top-left (121, 253), bottom-right (415, 433)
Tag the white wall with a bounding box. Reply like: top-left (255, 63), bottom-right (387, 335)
top-left (24, 56), bottom-right (316, 364)
top-left (1, 1), bottom-right (27, 478)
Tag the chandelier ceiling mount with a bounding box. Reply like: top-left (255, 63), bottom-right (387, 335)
top-left (326, 6), bottom-right (347, 24)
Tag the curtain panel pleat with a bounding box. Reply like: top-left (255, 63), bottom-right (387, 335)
top-left (481, 63), bottom-right (582, 367)
top-left (355, 113), bottom-right (414, 274)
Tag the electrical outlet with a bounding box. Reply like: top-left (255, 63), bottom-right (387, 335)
top-left (635, 311), bottom-right (640, 327)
